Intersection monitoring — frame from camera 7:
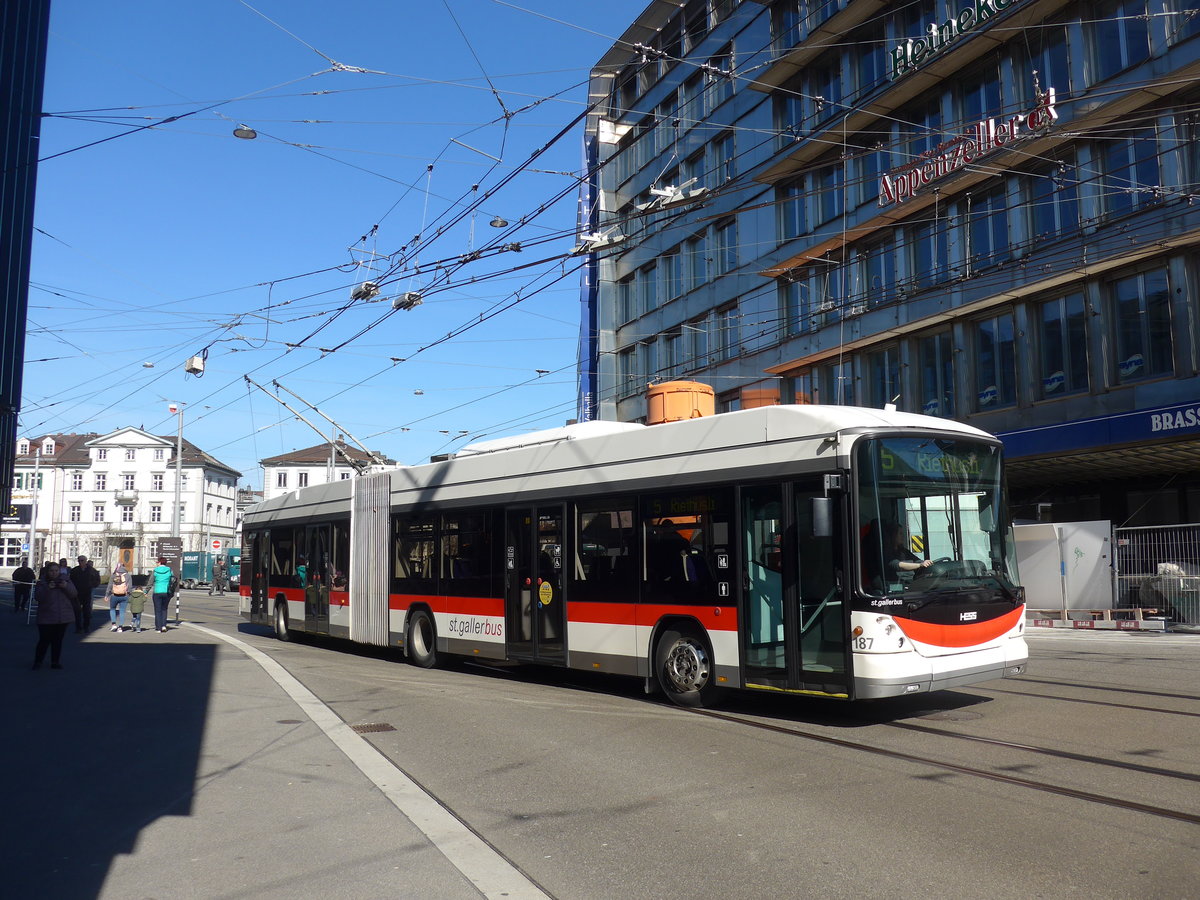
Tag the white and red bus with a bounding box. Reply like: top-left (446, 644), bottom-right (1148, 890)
top-left (240, 405), bottom-right (1027, 706)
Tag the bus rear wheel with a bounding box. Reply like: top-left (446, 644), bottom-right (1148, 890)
top-left (406, 608), bottom-right (437, 668)
top-left (655, 627), bottom-right (717, 708)
top-left (274, 602), bottom-right (291, 642)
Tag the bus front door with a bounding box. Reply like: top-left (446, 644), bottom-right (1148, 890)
top-left (505, 506), bottom-right (566, 663)
top-left (742, 484), bottom-right (848, 696)
top-left (248, 532), bottom-right (270, 625)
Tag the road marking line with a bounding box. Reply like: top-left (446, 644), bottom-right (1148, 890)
top-left (187, 623), bottom-right (549, 900)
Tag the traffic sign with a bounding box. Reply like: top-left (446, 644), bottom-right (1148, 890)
top-left (211, 539), bottom-right (222, 550)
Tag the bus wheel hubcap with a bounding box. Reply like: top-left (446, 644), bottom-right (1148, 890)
top-left (665, 640), bottom-right (708, 692)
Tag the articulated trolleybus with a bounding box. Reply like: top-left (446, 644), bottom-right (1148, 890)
top-left (241, 405), bottom-right (1027, 706)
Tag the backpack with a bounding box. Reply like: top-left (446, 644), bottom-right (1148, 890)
top-left (112, 572), bottom-right (128, 596)
top-left (168, 573), bottom-right (179, 595)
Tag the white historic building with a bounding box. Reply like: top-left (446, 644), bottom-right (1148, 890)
top-left (3, 427), bottom-right (240, 578)
top-left (259, 440), bottom-right (393, 503)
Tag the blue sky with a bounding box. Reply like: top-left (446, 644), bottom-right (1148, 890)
top-left (25, 0), bottom-right (647, 487)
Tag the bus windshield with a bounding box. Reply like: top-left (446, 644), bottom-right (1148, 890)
top-left (856, 436), bottom-right (1018, 599)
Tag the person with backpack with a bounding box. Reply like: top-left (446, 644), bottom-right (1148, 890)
top-left (150, 557), bottom-right (175, 632)
top-left (106, 563), bottom-right (131, 632)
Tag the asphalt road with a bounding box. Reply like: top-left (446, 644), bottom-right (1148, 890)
top-left (3, 589), bottom-right (1198, 899)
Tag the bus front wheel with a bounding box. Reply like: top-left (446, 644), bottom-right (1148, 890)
top-left (406, 609), bottom-right (437, 668)
top-left (655, 627), bottom-right (717, 708)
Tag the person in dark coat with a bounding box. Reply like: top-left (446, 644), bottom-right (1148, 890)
top-left (70, 556), bottom-right (101, 632)
top-left (33, 562), bottom-right (77, 669)
top-left (12, 559), bottom-right (35, 612)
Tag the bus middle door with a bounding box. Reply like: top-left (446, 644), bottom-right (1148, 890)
top-left (504, 506), bottom-right (565, 663)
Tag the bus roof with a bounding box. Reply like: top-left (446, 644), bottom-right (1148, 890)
top-left (244, 405), bottom-right (996, 524)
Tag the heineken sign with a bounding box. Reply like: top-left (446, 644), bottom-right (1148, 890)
top-left (890, 0), bottom-right (1017, 80)
top-left (878, 88), bottom-right (1057, 207)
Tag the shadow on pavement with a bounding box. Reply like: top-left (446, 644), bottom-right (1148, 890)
top-left (0, 587), bottom-right (214, 898)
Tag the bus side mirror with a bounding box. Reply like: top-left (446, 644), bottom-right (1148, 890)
top-left (812, 497), bottom-right (833, 538)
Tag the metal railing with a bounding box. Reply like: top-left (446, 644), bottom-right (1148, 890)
top-left (1113, 524), bottom-right (1200, 624)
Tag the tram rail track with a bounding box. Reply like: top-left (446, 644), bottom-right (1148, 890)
top-left (690, 707), bottom-right (1200, 826)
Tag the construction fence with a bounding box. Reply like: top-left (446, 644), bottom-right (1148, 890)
top-left (1114, 524), bottom-right (1200, 625)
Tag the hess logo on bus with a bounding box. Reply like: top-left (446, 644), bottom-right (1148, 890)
top-left (960, 611), bottom-right (978, 622)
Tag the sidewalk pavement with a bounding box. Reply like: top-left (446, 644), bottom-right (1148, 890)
top-left (0, 587), bottom-right (487, 900)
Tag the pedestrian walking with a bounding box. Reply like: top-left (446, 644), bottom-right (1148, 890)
top-left (70, 556), bottom-right (100, 632)
top-left (150, 557), bottom-right (173, 633)
top-left (209, 557), bottom-right (227, 596)
top-left (12, 558), bottom-right (35, 612)
top-left (106, 563), bottom-right (131, 632)
top-left (59, 558), bottom-right (80, 628)
top-left (32, 562), bottom-right (77, 670)
top-left (127, 583), bottom-right (147, 632)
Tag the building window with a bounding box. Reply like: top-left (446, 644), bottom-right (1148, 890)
top-left (340, 472), bottom-right (351, 480)
top-left (1101, 127), bottom-right (1160, 218)
top-left (774, 80), bottom-right (805, 145)
top-left (68, 540), bottom-right (79, 557)
top-left (919, 332), bottom-right (956, 418)
top-left (957, 59), bottom-right (1003, 125)
top-left (705, 45), bottom-right (734, 113)
top-left (816, 360), bottom-right (855, 406)
top-left (616, 276), bottom-right (635, 324)
top-left (714, 306), bottom-right (738, 362)
top-left (97, 449), bottom-right (108, 461)
top-left (1027, 159), bottom-right (1080, 245)
top-left (713, 219), bottom-right (737, 277)
top-left (709, 131), bottom-right (735, 186)
top-left (974, 311), bottom-right (1017, 410)
top-left (808, 52), bottom-right (842, 126)
top-left (908, 215), bottom-right (951, 290)
top-left (778, 179), bottom-right (806, 241)
top-left (17, 440), bottom-right (28, 455)
top-left (125, 448), bottom-right (136, 461)
top-left (866, 347), bottom-right (901, 409)
top-left (178, 503), bottom-right (186, 522)
top-left (663, 329), bottom-right (682, 378)
top-left (121, 507), bottom-right (134, 523)
top-left (152, 473), bottom-right (163, 491)
top-left (123, 474), bottom-right (135, 490)
top-left (618, 347), bottom-right (637, 399)
top-left (1089, 0), bottom-right (1150, 84)
top-left (71, 473), bottom-right (83, 490)
top-left (682, 0), bottom-right (708, 53)
top-left (858, 238), bottom-right (896, 308)
top-left (1038, 293), bottom-right (1089, 398)
top-left (1169, 0), bottom-right (1200, 43)
top-left (69, 504), bottom-right (81, 523)
top-left (94, 473), bottom-right (107, 491)
top-left (686, 232), bottom-right (708, 291)
top-left (643, 339), bottom-right (659, 384)
top-left (779, 277), bottom-right (808, 336)
top-left (276, 471), bottom-right (288, 489)
top-left (852, 22), bottom-right (886, 100)
top-left (151, 505), bottom-right (162, 523)
top-left (772, 1), bottom-right (803, 51)
top-left (92, 540), bottom-right (103, 557)
top-left (298, 472), bottom-right (309, 488)
top-left (1016, 21), bottom-right (1071, 104)
top-left (1110, 268), bottom-right (1173, 382)
top-left (813, 162), bottom-right (844, 226)
top-left (685, 317), bottom-right (709, 370)
top-left (42, 439), bottom-right (54, 455)
top-left (638, 264), bottom-right (657, 314)
top-left (93, 504), bottom-right (105, 523)
top-left (661, 248), bottom-right (683, 301)
top-left (967, 186), bottom-right (1010, 271)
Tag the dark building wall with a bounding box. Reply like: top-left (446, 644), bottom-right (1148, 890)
top-left (0, 0), bottom-right (52, 511)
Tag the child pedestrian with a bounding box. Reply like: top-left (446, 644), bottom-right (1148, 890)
top-left (127, 583), bottom-right (147, 633)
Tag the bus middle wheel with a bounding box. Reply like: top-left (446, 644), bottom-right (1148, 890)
top-left (655, 627), bottom-right (717, 708)
top-left (406, 608), bottom-right (437, 668)
top-left (274, 602), bottom-right (291, 642)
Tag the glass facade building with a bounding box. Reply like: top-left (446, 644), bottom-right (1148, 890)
top-left (580, 0), bottom-right (1200, 526)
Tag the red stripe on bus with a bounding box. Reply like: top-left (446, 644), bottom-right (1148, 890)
top-left (568, 601), bottom-right (738, 631)
top-left (388, 593), bottom-right (504, 617)
top-left (892, 607), bottom-right (1024, 648)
